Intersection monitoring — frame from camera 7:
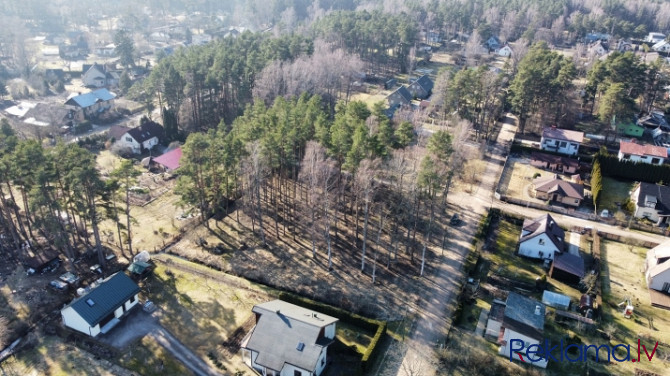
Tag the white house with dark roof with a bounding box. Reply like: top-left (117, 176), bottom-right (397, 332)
top-left (82, 63), bottom-right (120, 88)
top-left (114, 121), bottom-right (164, 154)
top-left (631, 182), bottom-right (670, 225)
top-left (618, 140), bottom-right (667, 165)
top-left (241, 300), bottom-right (338, 376)
top-left (540, 127), bottom-right (584, 156)
top-left (645, 240), bottom-right (670, 293)
top-left (497, 292), bottom-right (548, 368)
top-left (518, 214), bottom-right (565, 260)
top-left (61, 272), bottom-right (140, 337)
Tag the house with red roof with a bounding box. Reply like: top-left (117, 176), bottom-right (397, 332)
top-left (618, 140), bottom-right (667, 165)
top-left (153, 147), bottom-right (182, 172)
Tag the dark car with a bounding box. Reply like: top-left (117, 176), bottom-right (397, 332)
top-left (450, 213), bottom-right (462, 226)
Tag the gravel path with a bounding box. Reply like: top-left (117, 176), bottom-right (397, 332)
top-left (149, 328), bottom-right (222, 376)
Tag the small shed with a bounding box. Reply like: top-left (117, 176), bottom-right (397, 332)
top-left (542, 290), bottom-right (571, 310)
top-left (550, 252), bottom-right (585, 284)
top-left (127, 261), bottom-right (153, 280)
top-left (484, 299), bottom-right (506, 341)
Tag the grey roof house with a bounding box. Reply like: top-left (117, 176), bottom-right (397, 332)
top-left (61, 272), bottom-right (140, 337)
top-left (386, 86), bottom-right (412, 109)
top-left (408, 75), bottom-right (434, 99)
top-left (241, 300), bottom-right (338, 376)
top-left (497, 292), bottom-right (548, 368)
top-left (631, 182), bottom-right (670, 225)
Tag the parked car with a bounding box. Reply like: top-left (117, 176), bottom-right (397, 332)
top-left (49, 279), bottom-right (69, 292)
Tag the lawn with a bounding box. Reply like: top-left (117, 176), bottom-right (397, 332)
top-left (489, 218), bottom-right (545, 285)
top-left (336, 322), bottom-right (376, 354)
top-left (119, 336), bottom-right (190, 376)
top-left (599, 177), bottom-right (635, 213)
top-left (9, 334), bottom-right (133, 376)
top-left (598, 239), bottom-right (670, 375)
top-left (498, 157), bottom-right (547, 200)
top-left (145, 255), bottom-right (270, 372)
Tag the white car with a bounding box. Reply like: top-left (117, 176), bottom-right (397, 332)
top-left (600, 209), bottom-right (610, 218)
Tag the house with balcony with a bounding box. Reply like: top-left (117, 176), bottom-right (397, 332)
top-left (540, 127), bottom-right (584, 156)
top-left (618, 140), bottom-right (667, 165)
top-left (241, 300), bottom-right (338, 376)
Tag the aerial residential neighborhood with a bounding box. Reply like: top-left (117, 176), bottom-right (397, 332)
top-left (1, 1), bottom-right (670, 376)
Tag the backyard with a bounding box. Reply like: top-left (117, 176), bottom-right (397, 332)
top-left (599, 240), bottom-right (670, 372)
top-left (498, 156), bottom-right (550, 202)
top-left (599, 177), bottom-right (635, 213)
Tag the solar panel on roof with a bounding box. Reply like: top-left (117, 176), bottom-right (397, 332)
top-left (86, 298), bottom-right (95, 307)
top-left (296, 342), bottom-right (305, 351)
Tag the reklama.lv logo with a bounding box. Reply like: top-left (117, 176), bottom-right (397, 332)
top-left (509, 339), bottom-right (659, 363)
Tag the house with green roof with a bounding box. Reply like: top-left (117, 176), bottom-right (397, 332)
top-left (60, 272), bottom-right (140, 337)
top-left (616, 122), bottom-right (644, 138)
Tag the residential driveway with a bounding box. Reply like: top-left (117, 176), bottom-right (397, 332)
top-left (99, 307), bottom-right (222, 376)
top-left (99, 308), bottom-right (160, 349)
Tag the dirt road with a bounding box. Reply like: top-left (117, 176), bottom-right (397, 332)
top-left (387, 117), bottom-right (518, 375)
top-left (149, 327), bottom-right (222, 376)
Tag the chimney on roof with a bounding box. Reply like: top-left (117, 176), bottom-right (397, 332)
top-left (535, 305), bottom-right (541, 315)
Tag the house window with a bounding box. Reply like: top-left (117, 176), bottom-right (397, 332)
top-left (294, 371), bottom-right (302, 376)
top-left (559, 141), bottom-right (567, 147)
top-left (652, 158), bottom-right (660, 164)
top-left (321, 357), bottom-right (325, 366)
top-left (539, 239), bottom-right (545, 245)
top-left (125, 136), bottom-right (132, 142)
top-left (623, 154), bottom-right (630, 160)
top-left (129, 295), bottom-right (136, 304)
top-left (575, 199), bottom-right (579, 204)
top-left (663, 282), bottom-right (670, 292)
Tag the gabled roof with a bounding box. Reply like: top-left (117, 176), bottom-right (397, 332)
top-left (108, 125), bottom-right (132, 141)
top-left (65, 89), bottom-right (116, 108)
top-left (153, 147), bottom-right (182, 170)
top-left (619, 140), bottom-right (667, 158)
top-left (520, 214), bottom-right (565, 251)
top-left (637, 182), bottom-right (670, 216)
top-left (245, 300), bottom-right (338, 372)
top-left (126, 121), bottom-right (164, 143)
top-left (411, 75), bottom-right (434, 93)
top-left (65, 272), bottom-right (140, 327)
top-left (503, 292), bottom-right (545, 339)
top-left (542, 127), bottom-right (584, 143)
top-left (552, 252), bottom-right (585, 278)
top-left (533, 175), bottom-right (584, 199)
top-left (83, 63), bottom-right (106, 76)
top-left (649, 239), bottom-right (670, 260)
top-left (530, 152), bottom-right (579, 168)
top-left (388, 86), bottom-right (412, 103)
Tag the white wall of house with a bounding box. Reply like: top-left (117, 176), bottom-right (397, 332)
top-left (519, 234), bottom-right (561, 260)
top-left (124, 294), bottom-right (139, 311)
top-left (82, 68), bottom-right (106, 88)
top-left (61, 306), bottom-right (100, 337)
top-left (540, 137), bottom-right (579, 155)
top-left (499, 328), bottom-right (548, 368)
top-left (497, 46), bottom-right (512, 57)
top-left (280, 363), bottom-right (312, 376)
top-left (647, 266), bottom-right (670, 291)
top-left (314, 348), bottom-right (327, 376)
top-left (618, 151), bottom-right (664, 165)
top-left (116, 135), bottom-right (142, 154)
top-left (142, 137), bottom-right (159, 151)
top-left (324, 323), bottom-right (336, 339)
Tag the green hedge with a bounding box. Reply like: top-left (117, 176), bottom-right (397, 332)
top-left (596, 154), bottom-right (670, 184)
top-left (278, 292), bottom-right (386, 371)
